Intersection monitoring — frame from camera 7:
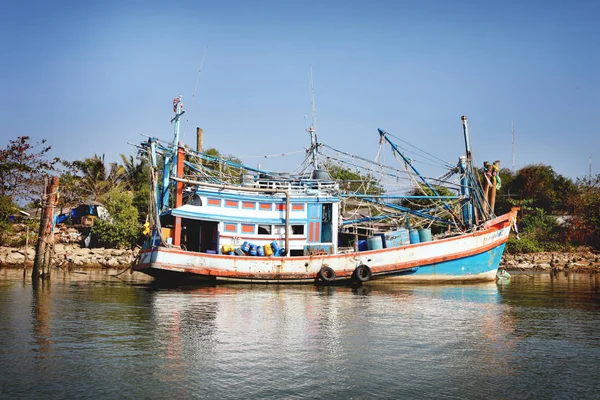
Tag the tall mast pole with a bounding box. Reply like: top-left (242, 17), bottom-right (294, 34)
top-left (460, 116), bottom-right (474, 227)
top-left (461, 116), bottom-right (472, 164)
top-left (308, 66), bottom-right (318, 170)
top-left (171, 95), bottom-right (185, 177)
top-left (161, 96), bottom-right (186, 211)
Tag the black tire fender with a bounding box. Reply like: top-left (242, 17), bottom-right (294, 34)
top-left (318, 266), bottom-right (336, 282)
top-left (353, 265), bottom-right (372, 282)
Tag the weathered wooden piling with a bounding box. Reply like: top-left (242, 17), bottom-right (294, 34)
top-left (33, 176), bottom-right (59, 280)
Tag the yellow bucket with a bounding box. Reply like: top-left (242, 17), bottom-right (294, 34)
top-left (264, 243), bottom-right (273, 256)
top-left (222, 245), bottom-right (232, 254)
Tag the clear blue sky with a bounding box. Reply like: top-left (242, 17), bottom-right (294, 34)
top-left (1, 0), bottom-right (598, 179)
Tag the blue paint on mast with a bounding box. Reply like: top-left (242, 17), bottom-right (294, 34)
top-left (460, 116), bottom-right (475, 227)
top-left (160, 96), bottom-right (186, 211)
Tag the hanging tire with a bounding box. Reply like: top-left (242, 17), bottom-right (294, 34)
top-left (318, 266), bottom-right (336, 282)
top-left (353, 265), bottom-right (372, 283)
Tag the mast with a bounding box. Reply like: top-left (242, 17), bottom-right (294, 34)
top-left (171, 95), bottom-right (185, 177)
top-left (460, 116), bottom-right (474, 227)
top-left (170, 96), bottom-right (186, 247)
top-left (160, 96), bottom-right (186, 211)
top-left (308, 66), bottom-right (319, 170)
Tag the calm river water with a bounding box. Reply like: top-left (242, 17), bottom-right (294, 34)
top-left (1, 269), bottom-right (599, 399)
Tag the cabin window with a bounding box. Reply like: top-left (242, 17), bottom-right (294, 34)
top-left (258, 225), bottom-right (271, 235)
top-left (259, 203), bottom-right (272, 211)
top-left (292, 204), bottom-right (304, 211)
top-left (225, 200), bottom-right (239, 208)
top-left (275, 204), bottom-right (286, 211)
top-left (207, 198), bottom-right (221, 207)
top-left (242, 201), bottom-right (256, 209)
top-left (273, 225), bottom-right (286, 235)
top-left (224, 223), bottom-right (237, 233)
top-left (292, 224), bottom-right (305, 235)
top-left (241, 224), bottom-right (255, 234)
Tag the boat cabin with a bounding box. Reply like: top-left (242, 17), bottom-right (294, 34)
top-left (160, 176), bottom-right (340, 257)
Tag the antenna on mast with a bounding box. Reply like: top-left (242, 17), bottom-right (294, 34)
top-left (308, 66), bottom-right (318, 170)
top-left (309, 65), bottom-right (317, 133)
top-left (511, 121), bottom-right (516, 172)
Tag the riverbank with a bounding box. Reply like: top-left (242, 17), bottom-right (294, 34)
top-left (501, 249), bottom-right (600, 272)
top-left (0, 244), bottom-right (138, 269)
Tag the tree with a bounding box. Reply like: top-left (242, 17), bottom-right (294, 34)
top-left (120, 154), bottom-right (148, 191)
top-left (400, 184), bottom-right (456, 210)
top-left (90, 188), bottom-right (140, 248)
top-left (120, 154), bottom-right (150, 222)
top-left (494, 168), bottom-right (516, 215)
top-left (566, 175), bottom-right (600, 248)
top-left (73, 154), bottom-right (125, 201)
top-left (0, 195), bottom-right (17, 245)
top-left (200, 148), bottom-right (243, 184)
top-left (502, 164), bottom-right (575, 215)
top-left (0, 136), bottom-right (59, 204)
top-left (323, 161), bottom-right (383, 195)
top-left (56, 161), bottom-right (87, 213)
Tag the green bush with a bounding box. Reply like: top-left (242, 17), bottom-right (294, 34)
top-left (91, 189), bottom-right (139, 248)
top-left (506, 235), bottom-right (542, 254)
top-left (507, 207), bottom-right (568, 253)
top-left (0, 195), bottom-right (16, 245)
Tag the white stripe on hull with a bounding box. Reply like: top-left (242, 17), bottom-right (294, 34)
top-left (367, 269), bottom-right (498, 284)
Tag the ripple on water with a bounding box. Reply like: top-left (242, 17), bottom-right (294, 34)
top-left (0, 271), bottom-right (599, 399)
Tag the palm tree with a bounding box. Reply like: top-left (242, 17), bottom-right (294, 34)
top-left (74, 154), bottom-right (125, 201)
top-left (120, 154), bottom-right (147, 191)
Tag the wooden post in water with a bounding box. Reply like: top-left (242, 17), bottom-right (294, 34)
top-left (23, 225), bottom-right (29, 278)
top-left (33, 176), bottom-right (59, 280)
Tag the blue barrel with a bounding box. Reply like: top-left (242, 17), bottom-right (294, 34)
top-left (241, 241), bottom-right (250, 253)
top-left (418, 228), bottom-right (432, 242)
top-left (257, 245), bottom-right (265, 257)
top-left (386, 229), bottom-right (409, 248)
top-left (357, 239), bottom-right (368, 251)
top-left (270, 241), bottom-right (281, 256)
top-left (375, 233), bottom-right (387, 248)
top-left (396, 228), bottom-right (410, 245)
top-left (249, 245), bottom-right (257, 256)
top-left (367, 236), bottom-right (383, 250)
top-left (385, 234), bottom-right (398, 248)
top-left (409, 229), bottom-right (420, 244)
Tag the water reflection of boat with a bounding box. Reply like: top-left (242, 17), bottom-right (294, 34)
top-left (133, 97), bottom-right (517, 284)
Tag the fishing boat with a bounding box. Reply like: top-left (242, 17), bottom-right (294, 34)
top-left (132, 96), bottom-right (518, 284)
